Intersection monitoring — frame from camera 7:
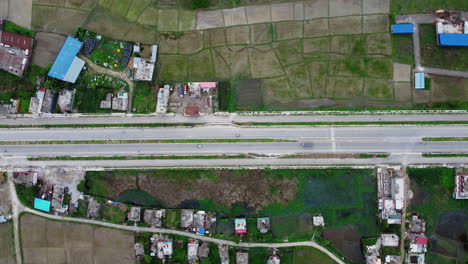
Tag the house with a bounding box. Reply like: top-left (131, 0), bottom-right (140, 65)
top-left (257, 217), bottom-right (270, 233)
top-left (406, 253), bottom-right (425, 264)
top-left (436, 19), bottom-right (468, 46)
top-left (13, 171), bottom-right (37, 187)
top-left (181, 209), bottom-right (194, 228)
top-left (365, 240), bottom-right (381, 264)
top-left (391, 24), bottom-right (414, 34)
top-left (409, 236), bottom-right (428, 253)
top-left (131, 45), bottom-right (157, 81)
top-left (187, 240), bottom-right (199, 264)
top-left (414, 72), bottom-right (425, 90)
top-left (99, 92), bottom-right (128, 111)
top-left (198, 242), bottom-right (210, 258)
top-left (313, 215), bottom-right (325, 227)
top-left (236, 252), bottom-right (249, 264)
top-left (219, 245), bottom-right (229, 264)
top-left (0, 99), bottom-right (20, 116)
top-left (143, 209), bottom-right (165, 227)
top-left (193, 211), bottom-right (206, 228)
top-left (384, 255), bottom-right (401, 264)
top-left (454, 174), bottom-right (468, 199)
top-left (156, 85), bottom-right (170, 114)
top-left (48, 36), bottom-right (85, 83)
top-left (87, 199), bottom-right (101, 218)
top-left (381, 234), bottom-right (399, 247)
top-left (151, 235), bottom-right (173, 259)
top-left (409, 215), bottom-right (426, 233)
top-left (134, 243), bottom-right (144, 258)
top-left (267, 256), bottom-right (280, 264)
top-left (0, 26), bottom-right (34, 77)
top-left (34, 198), bottom-right (51, 212)
top-left (235, 218), bottom-right (247, 234)
top-left (128, 207), bottom-right (141, 222)
top-left (57, 89), bottom-right (76, 112)
top-left (51, 185), bottom-right (67, 213)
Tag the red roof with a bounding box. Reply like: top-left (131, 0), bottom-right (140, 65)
top-left (416, 236), bottom-right (428, 245)
top-left (1, 31), bottom-right (33, 50)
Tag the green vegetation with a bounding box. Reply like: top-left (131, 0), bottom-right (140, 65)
top-left (132, 82), bottom-right (157, 113)
top-left (0, 138), bottom-right (292, 145)
top-left (165, 209), bottom-right (180, 228)
top-left (117, 190), bottom-right (166, 207)
top-left (422, 137), bottom-right (468, 141)
top-left (422, 153), bottom-right (468, 157)
top-left (191, 0), bottom-right (210, 9)
top-left (28, 154), bottom-right (249, 161)
top-left (419, 24), bottom-right (468, 71)
top-left (293, 246), bottom-right (336, 264)
top-left (218, 82), bottom-right (237, 112)
top-left (391, 0), bottom-right (468, 14)
top-left (15, 185), bottom-right (38, 209)
top-left (359, 153), bottom-right (389, 158)
top-left (392, 34), bottom-right (414, 64)
top-left (99, 203), bottom-right (128, 224)
top-left (3, 21), bottom-right (35, 38)
top-left (70, 200), bottom-right (89, 217)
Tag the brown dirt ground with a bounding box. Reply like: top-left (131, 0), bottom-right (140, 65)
top-left (323, 225), bottom-right (362, 263)
top-left (104, 170), bottom-right (298, 211)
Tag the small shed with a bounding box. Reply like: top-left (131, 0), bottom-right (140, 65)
top-left (391, 24), bottom-right (414, 34)
top-left (34, 198), bottom-right (51, 212)
top-left (414, 72), bottom-right (425, 89)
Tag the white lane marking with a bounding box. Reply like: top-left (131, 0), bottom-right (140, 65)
top-left (330, 127), bottom-right (336, 152)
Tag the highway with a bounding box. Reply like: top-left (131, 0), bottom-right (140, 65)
top-left (0, 125), bottom-right (467, 158)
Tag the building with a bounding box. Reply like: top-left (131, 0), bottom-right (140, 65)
top-left (29, 88), bottom-right (55, 114)
top-left (57, 89), bottom-right (76, 112)
top-left (0, 24), bottom-right (34, 77)
top-left (414, 72), bottom-right (425, 90)
top-left (193, 211), bottom-right (206, 228)
top-left (409, 215), bottom-right (426, 233)
top-left (406, 253), bottom-right (425, 264)
top-left (87, 199), bottom-right (101, 218)
top-left (384, 255), bottom-right (401, 264)
top-left (181, 209), bottom-right (194, 228)
top-left (134, 243), bottom-right (144, 258)
top-left (391, 24), bottom-right (414, 34)
top-left (48, 36), bottom-right (85, 83)
top-left (156, 85), bottom-right (170, 114)
top-left (381, 234), bottom-right (399, 247)
top-left (219, 245), bottom-right (230, 264)
top-left (100, 92), bottom-right (128, 111)
top-left (51, 185), bottom-right (67, 213)
top-left (235, 218), bottom-right (247, 234)
top-left (198, 242), bottom-right (210, 258)
top-left (257, 217), bottom-right (270, 233)
top-left (313, 215), bottom-right (325, 227)
top-left (236, 252), bottom-right (249, 264)
top-left (392, 177), bottom-right (405, 210)
top-left (454, 174), bottom-right (468, 199)
top-left (34, 198), bottom-right (51, 212)
top-left (377, 168), bottom-right (405, 224)
top-left (128, 207), bottom-right (141, 222)
top-left (0, 99), bottom-right (20, 116)
top-left (435, 18), bottom-right (468, 46)
top-left (267, 256), bottom-right (280, 264)
top-left (131, 45), bottom-right (157, 81)
top-left (365, 239), bottom-right (381, 264)
top-left (13, 171), bottom-right (37, 187)
top-left (409, 236), bottom-right (428, 253)
top-left (187, 240), bottom-right (199, 264)
top-left (143, 209), bottom-right (165, 227)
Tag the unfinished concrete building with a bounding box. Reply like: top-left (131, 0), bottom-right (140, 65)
top-left (128, 207), bottom-right (141, 222)
top-left (365, 238), bottom-right (381, 264)
top-left (187, 240), bottom-right (199, 264)
top-left (144, 209), bottom-right (165, 227)
top-left (257, 218), bottom-right (270, 233)
top-left (219, 245), bottom-right (230, 264)
top-left (87, 199), bottom-right (101, 218)
top-left (57, 89), bottom-right (75, 112)
top-left (454, 173), bottom-right (468, 199)
top-left (377, 168), bottom-right (404, 225)
top-left (236, 252), bottom-right (249, 264)
top-left (181, 209), bottom-right (194, 228)
top-left (313, 215), bottom-right (325, 227)
top-left (267, 256), bottom-right (280, 264)
top-left (150, 235), bottom-right (173, 260)
top-left (51, 185), bottom-right (66, 213)
top-left (381, 234), bottom-right (399, 247)
top-left (198, 242), bottom-right (210, 258)
top-left (13, 171), bottom-right (38, 187)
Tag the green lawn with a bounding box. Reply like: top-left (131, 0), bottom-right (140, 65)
top-left (391, 0), bottom-right (468, 14)
top-left (293, 246), bottom-right (336, 264)
top-left (99, 203), bottom-right (128, 224)
top-left (132, 82), bottom-right (157, 113)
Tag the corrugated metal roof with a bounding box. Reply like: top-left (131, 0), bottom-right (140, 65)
top-left (391, 24), bottom-right (414, 34)
top-left (415, 72), bottom-right (425, 89)
top-left (63, 57), bottom-right (85, 83)
top-left (0, 31), bottom-right (33, 50)
top-left (48, 36), bottom-right (84, 83)
top-left (438, 33), bottom-right (468, 46)
top-left (34, 198), bottom-right (51, 212)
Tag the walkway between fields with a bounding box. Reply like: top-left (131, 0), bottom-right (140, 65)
top-left (396, 14), bottom-right (468, 79)
top-left (6, 172), bottom-right (344, 264)
top-left (79, 55), bottom-right (135, 113)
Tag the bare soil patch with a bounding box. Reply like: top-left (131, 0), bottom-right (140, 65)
top-left (197, 10), bottom-right (224, 30)
top-left (203, 28), bottom-right (227, 47)
top-left (363, 14), bottom-right (389, 33)
top-left (304, 0), bottom-right (328, 20)
top-left (246, 5), bottom-right (271, 24)
top-left (223, 7), bottom-right (247, 26)
top-left (323, 225), bottom-right (363, 263)
top-left (32, 32), bottom-right (66, 68)
top-left (248, 45), bottom-right (284, 78)
top-left (436, 210), bottom-right (467, 242)
top-left (330, 16), bottom-right (362, 35)
top-left (271, 3), bottom-right (294, 22)
top-left (329, 0), bottom-right (362, 17)
top-left (237, 80), bottom-right (263, 109)
top-left (275, 21), bottom-right (303, 40)
top-left (250, 23), bottom-right (273, 44)
top-left (179, 31), bottom-right (204, 54)
top-left (226, 26), bottom-right (250, 45)
top-left (0, 223), bottom-right (14, 264)
top-left (394, 82), bottom-right (412, 101)
top-left (303, 18), bottom-right (329, 37)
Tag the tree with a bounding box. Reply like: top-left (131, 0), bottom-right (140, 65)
top-left (192, 0), bottom-right (210, 9)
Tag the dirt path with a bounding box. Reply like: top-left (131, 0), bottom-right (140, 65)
top-left (79, 55), bottom-right (134, 113)
top-left (6, 172), bottom-right (24, 264)
top-left (400, 166), bottom-right (409, 263)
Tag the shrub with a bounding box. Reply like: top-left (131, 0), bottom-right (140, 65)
top-left (192, 0), bottom-right (210, 9)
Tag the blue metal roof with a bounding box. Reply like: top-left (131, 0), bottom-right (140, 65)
top-left (415, 72), bottom-right (425, 89)
top-left (438, 33), bottom-right (468, 46)
top-left (34, 198), bottom-right (51, 212)
top-left (391, 24), bottom-right (414, 34)
top-left (48, 36), bottom-right (84, 83)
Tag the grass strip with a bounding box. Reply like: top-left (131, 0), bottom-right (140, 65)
top-left (0, 123), bottom-right (198, 129)
top-left (28, 155), bottom-right (250, 161)
top-left (0, 138), bottom-right (293, 145)
top-left (235, 121), bottom-right (468, 126)
top-left (422, 153), bottom-right (468, 157)
top-left (422, 137), bottom-right (468, 141)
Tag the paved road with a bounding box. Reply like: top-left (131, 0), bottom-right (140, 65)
top-left (413, 24), bottom-right (422, 70)
top-left (0, 125), bottom-right (467, 141)
top-left (3, 112), bottom-right (468, 125)
top-left (421, 66), bottom-right (468, 79)
top-left (6, 172), bottom-right (344, 264)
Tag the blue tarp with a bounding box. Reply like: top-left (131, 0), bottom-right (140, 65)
top-left (391, 24), bottom-right (414, 34)
top-left (415, 72), bottom-right (425, 89)
top-left (48, 36), bottom-right (84, 83)
top-left (34, 198), bottom-right (51, 212)
top-left (438, 33), bottom-right (468, 46)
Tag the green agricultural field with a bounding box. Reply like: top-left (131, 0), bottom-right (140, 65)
top-left (0, 223), bottom-right (15, 264)
top-left (391, 0), bottom-right (468, 14)
top-left (293, 246), bottom-right (336, 264)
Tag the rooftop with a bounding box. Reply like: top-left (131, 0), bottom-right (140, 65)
top-left (381, 234), bottom-right (399, 247)
top-left (87, 199), bottom-right (101, 218)
top-left (128, 207), bottom-right (141, 222)
top-left (48, 36), bottom-right (85, 83)
top-left (181, 209), bottom-right (194, 228)
top-left (236, 252), bottom-right (249, 264)
top-left (235, 218), bottom-right (247, 234)
top-left (454, 174), bottom-right (468, 199)
top-left (257, 217), bottom-right (270, 233)
top-left (144, 209), bottom-right (165, 227)
top-left (34, 198), bottom-right (51, 212)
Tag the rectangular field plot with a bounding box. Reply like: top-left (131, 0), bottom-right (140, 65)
top-left (236, 80), bottom-right (263, 109)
